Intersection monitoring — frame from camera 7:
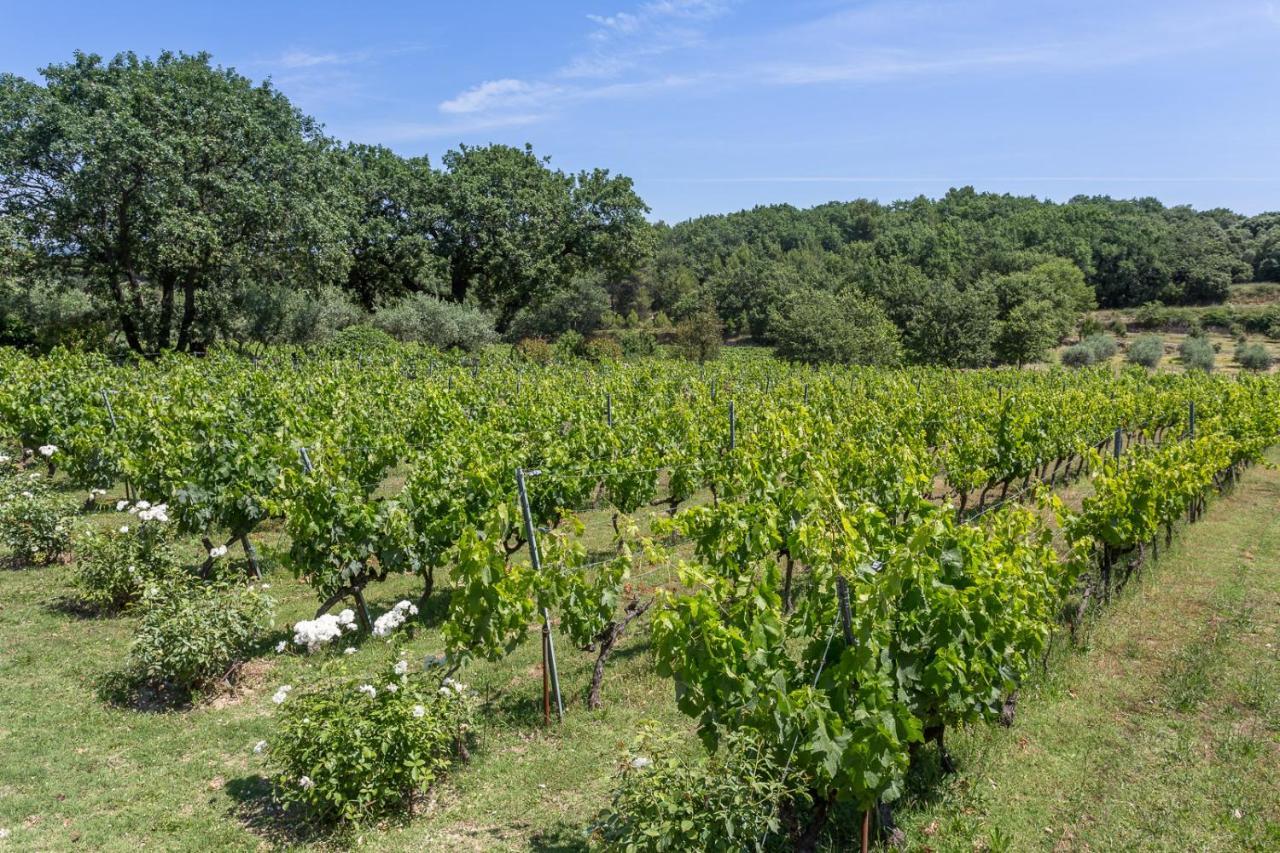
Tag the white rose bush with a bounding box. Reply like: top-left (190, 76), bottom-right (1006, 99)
top-left (262, 657), bottom-right (476, 823)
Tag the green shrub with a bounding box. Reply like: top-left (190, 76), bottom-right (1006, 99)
top-left (1060, 344), bottom-right (1094, 368)
top-left (265, 663), bottom-right (475, 824)
top-left (1078, 316), bottom-right (1105, 338)
top-left (1235, 342), bottom-right (1273, 372)
top-left (1081, 333), bottom-right (1117, 362)
top-left (1126, 335), bottom-right (1164, 369)
top-left (584, 336), bottom-right (624, 363)
top-left (616, 328), bottom-right (658, 358)
top-left (674, 307), bottom-right (723, 363)
top-left (1178, 337), bottom-right (1215, 372)
top-left (114, 578), bottom-right (274, 699)
top-left (326, 324), bottom-right (399, 354)
top-left (372, 294), bottom-right (497, 351)
top-left (515, 337), bottom-right (553, 364)
top-left (591, 723), bottom-right (802, 852)
top-left (0, 473), bottom-right (74, 565)
top-left (74, 519), bottom-right (185, 612)
top-left (770, 289), bottom-right (903, 366)
top-left (1106, 319), bottom-right (1128, 337)
top-left (553, 329), bottom-right (586, 360)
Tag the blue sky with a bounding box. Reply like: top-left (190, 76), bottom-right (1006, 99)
top-left (3, 0), bottom-right (1278, 220)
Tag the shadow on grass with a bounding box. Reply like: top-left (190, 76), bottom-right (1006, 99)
top-left (224, 775), bottom-right (343, 847)
top-left (525, 822), bottom-right (591, 852)
top-left (42, 594), bottom-right (116, 620)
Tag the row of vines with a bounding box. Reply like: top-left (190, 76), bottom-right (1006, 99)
top-left (1, 345), bottom-right (1276, 846)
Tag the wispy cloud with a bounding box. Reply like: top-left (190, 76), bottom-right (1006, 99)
top-left (270, 49), bottom-right (368, 69)
top-left (398, 0), bottom-right (1275, 142)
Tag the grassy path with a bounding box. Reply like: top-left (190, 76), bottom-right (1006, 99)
top-left (889, 451), bottom-right (1280, 851)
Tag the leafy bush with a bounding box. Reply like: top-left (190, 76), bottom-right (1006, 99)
top-left (326, 324), bottom-right (399, 354)
top-left (515, 337), bottom-right (553, 364)
top-left (616, 328), bottom-right (658, 358)
top-left (1060, 344), bottom-right (1094, 368)
top-left (1081, 333), bottom-right (1117, 362)
top-left (674, 307), bottom-right (723, 362)
top-left (1126, 334), bottom-right (1164, 369)
top-left (584, 336), bottom-right (623, 362)
top-left (591, 723), bottom-right (801, 852)
top-left (1235, 342), bottom-right (1273, 372)
top-left (1178, 337), bottom-right (1215, 372)
top-left (0, 473), bottom-right (74, 565)
top-left (265, 663), bottom-right (475, 824)
top-left (770, 289), bottom-right (902, 366)
top-left (74, 519), bottom-right (185, 612)
top-left (553, 329), bottom-right (586, 360)
top-left (372, 294), bottom-right (497, 351)
top-left (507, 274), bottom-right (611, 340)
top-left (1079, 316), bottom-right (1105, 338)
top-left (114, 578), bottom-right (274, 698)
top-left (1106, 318), bottom-right (1128, 337)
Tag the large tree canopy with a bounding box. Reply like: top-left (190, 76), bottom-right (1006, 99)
top-left (0, 51), bottom-right (350, 353)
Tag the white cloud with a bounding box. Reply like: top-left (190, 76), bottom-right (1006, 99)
top-left (439, 79), bottom-right (561, 114)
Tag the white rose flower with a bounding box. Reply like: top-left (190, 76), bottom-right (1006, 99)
top-left (209, 545), bottom-right (228, 559)
top-left (343, 647), bottom-right (357, 655)
top-left (412, 705), bottom-right (425, 718)
top-left (357, 684), bottom-right (377, 699)
top-left (386, 683), bottom-right (399, 693)
top-left (253, 740), bottom-right (268, 754)
top-left (274, 640), bottom-right (288, 654)
top-left (272, 685), bottom-right (293, 704)
top-left (298, 776), bottom-right (314, 790)
top-left (116, 499), bottom-right (130, 511)
top-left (38, 444), bottom-right (57, 457)
top-left (118, 525), bottom-right (130, 534)
top-left (393, 660), bottom-right (409, 675)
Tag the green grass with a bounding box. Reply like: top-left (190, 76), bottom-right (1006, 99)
top-left (2, 456), bottom-right (1279, 850)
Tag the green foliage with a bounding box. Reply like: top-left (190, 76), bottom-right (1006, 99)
top-left (1060, 343), bottom-right (1094, 368)
top-left (1234, 342), bottom-right (1273, 372)
top-left (0, 471), bottom-right (73, 565)
top-left (371, 293), bottom-right (497, 351)
top-left (591, 723), bottom-right (801, 852)
top-left (326, 324), bottom-right (399, 354)
top-left (1082, 334), bottom-right (1118, 362)
top-left (1179, 337), bottom-right (1216, 372)
top-left (1126, 335), bottom-right (1165, 368)
top-left (584, 336), bottom-right (624, 363)
top-left (266, 662), bottom-right (475, 824)
top-left (905, 282), bottom-right (997, 367)
top-left (674, 307), bottom-right (722, 362)
top-left (115, 578), bottom-right (274, 697)
top-left (507, 274), bottom-right (612, 341)
top-left (616, 328), bottom-right (659, 358)
top-left (73, 519), bottom-right (184, 611)
top-left (770, 289), bottom-right (902, 365)
top-left (554, 329), bottom-right (587, 361)
top-left (0, 50), bottom-right (350, 354)
top-left (515, 337), bottom-right (553, 364)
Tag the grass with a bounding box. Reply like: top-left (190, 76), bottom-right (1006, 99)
top-left (1, 453), bottom-right (1278, 850)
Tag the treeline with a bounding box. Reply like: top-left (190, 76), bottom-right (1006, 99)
top-left (0, 51), bottom-right (650, 354)
top-left (2, 51), bottom-right (1278, 364)
top-left (627, 193), bottom-right (1280, 366)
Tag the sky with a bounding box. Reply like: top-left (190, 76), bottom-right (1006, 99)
top-left (2, 0), bottom-right (1278, 221)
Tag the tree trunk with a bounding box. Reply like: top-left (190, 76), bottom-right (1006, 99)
top-left (156, 271), bottom-right (175, 351)
top-left (449, 258), bottom-right (470, 303)
top-left (176, 277), bottom-right (198, 352)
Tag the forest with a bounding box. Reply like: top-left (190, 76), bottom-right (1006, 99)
top-left (2, 51), bottom-right (1279, 366)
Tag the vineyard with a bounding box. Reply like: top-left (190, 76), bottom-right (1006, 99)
top-left (1, 346), bottom-right (1278, 850)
